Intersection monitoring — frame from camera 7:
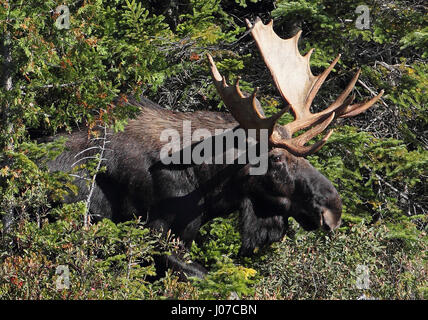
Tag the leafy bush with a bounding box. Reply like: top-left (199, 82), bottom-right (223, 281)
top-left (191, 257), bottom-right (257, 299)
top-left (189, 215), bottom-right (257, 299)
top-left (252, 219), bottom-right (427, 300)
top-left (190, 214), bottom-right (241, 266)
top-left (0, 204), bottom-right (179, 299)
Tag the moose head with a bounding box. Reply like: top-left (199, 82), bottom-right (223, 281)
top-left (204, 18), bottom-right (383, 253)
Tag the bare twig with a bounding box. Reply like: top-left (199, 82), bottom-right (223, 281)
top-left (74, 146), bottom-right (107, 159)
top-left (83, 125), bottom-right (109, 228)
top-left (357, 79), bottom-right (388, 108)
top-left (375, 173), bottom-right (426, 215)
top-left (71, 156), bottom-right (107, 168)
top-left (68, 174), bottom-right (91, 182)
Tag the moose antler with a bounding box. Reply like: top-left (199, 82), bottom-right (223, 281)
top-left (207, 53), bottom-right (288, 134)
top-left (208, 17), bottom-right (384, 156)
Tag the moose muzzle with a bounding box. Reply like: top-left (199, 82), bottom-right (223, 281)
top-left (321, 207), bottom-right (342, 231)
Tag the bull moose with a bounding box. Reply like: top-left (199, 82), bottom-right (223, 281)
top-left (48, 18), bottom-right (383, 278)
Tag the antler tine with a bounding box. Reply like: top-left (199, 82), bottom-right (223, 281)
top-left (304, 54), bottom-right (341, 110)
top-left (328, 69), bottom-right (361, 112)
top-left (291, 113), bottom-right (335, 147)
top-left (271, 127), bottom-right (335, 157)
top-left (339, 90), bottom-right (384, 118)
top-left (285, 68), bottom-right (361, 135)
top-left (270, 112), bottom-right (335, 156)
top-left (207, 53), bottom-right (288, 133)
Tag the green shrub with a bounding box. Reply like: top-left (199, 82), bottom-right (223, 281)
top-left (190, 214), bottom-right (241, 266)
top-left (0, 204), bottom-right (180, 299)
top-left (252, 219), bottom-right (427, 300)
top-left (191, 257), bottom-right (257, 299)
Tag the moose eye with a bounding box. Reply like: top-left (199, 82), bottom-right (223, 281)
top-left (271, 155), bottom-right (283, 163)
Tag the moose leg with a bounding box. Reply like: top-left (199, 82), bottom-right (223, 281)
top-left (238, 197), bottom-right (288, 256)
top-left (153, 254), bottom-right (207, 281)
top-left (145, 214), bottom-right (208, 281)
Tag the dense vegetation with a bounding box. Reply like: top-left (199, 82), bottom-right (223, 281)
top-left (0, 0), bottom-right (426, 299)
